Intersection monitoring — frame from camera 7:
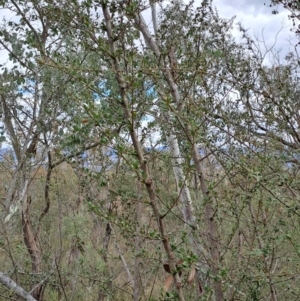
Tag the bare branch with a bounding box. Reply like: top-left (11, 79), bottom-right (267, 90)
top-left (0, 271), bottom-right (37, 301)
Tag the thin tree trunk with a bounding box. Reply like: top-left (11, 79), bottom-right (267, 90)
top-left (101, 3), bottom-right (185, 300)
top-left (110, 224), bottom-right (135, 288)
top-left (0, 271), bottom-right (38, 301)
top-left (22, 196), bottom-right (45, 301)
top-left (98, 222), bottom-right (112, 301)
top-left (147, 3), bottom-right (195, 226)
top-left (191, 143), bottom-right (224, 301)
top-left (133, 180), bottom-right (144, 301)
top-left (166, 131), bottom-right (195, 224)
top-left (134, 9), bottom-right (224, 300)
top-left (248, 203), bottom-right (278, 301)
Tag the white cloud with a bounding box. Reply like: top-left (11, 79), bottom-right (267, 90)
top-left (213, 0), bottom-right (297, 60)
top-left (213, 0), bottom-right (279, 15)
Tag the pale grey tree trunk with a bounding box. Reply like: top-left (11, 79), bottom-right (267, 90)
top-left (166, 132), bottom-right (195, 224)
top-left (146, 5), bottom-right (195, 226)
top-left (134, 6), bottom-right (224, 300)
top-left (0, 271), bottom-right (37, 301)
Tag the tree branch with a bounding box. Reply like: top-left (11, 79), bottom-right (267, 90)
top-left (0, 271), bottom-right (37, 301)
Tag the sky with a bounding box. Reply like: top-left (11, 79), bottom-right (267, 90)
top-left (212, 0), bottom-right (297, 61)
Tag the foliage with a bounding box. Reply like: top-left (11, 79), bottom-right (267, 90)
top-left (0, 0), bottom-right (299, 301)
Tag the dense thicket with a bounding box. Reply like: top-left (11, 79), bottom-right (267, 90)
top-left (0, 1), bottom-right (299, 300)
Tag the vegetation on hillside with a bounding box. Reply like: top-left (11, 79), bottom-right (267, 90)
top-left (0, 0), bottom-right (299, 300)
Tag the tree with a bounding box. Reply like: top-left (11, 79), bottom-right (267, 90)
top-left (1, 0), bottom-right (300, 300)
top-left (269, 0), bottom-right (300, 35)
